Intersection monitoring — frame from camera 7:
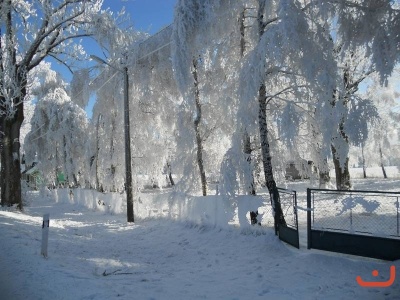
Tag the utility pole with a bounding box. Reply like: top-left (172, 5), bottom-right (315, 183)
top-left (90, 55), bottom-right (134, 222)
top-left (124, 65), bottom-right (134, 222)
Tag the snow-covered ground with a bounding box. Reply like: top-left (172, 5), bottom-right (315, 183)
top-left (1, 179), bottom-right (400, 299)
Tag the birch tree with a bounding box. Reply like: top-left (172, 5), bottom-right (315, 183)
top-left (172, 0), bottom-right (210, 196)
top-left (172, 0), bottom-right (244, 196)
top-left (238, 0), bottom-right (339, 227)
top-left (318, 0), bottom-right (400, 189)
top-left (365, 76), bottom-right (400, 177)
top-left (131, 29), bottom-right (180, 190)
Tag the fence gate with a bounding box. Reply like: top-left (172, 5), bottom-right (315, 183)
top-left (307, 188), bottom-right (400, 261)
top-left (272, 188), bottom-right (299, 249)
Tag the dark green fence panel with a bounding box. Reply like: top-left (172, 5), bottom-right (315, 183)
top-left (307, 188), bottom-right (400, 261)
top-left (273, 188), bottom-right (299, 249)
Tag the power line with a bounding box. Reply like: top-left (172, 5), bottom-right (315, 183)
top-left (26, 25), bottom-right (174, 144)
top-left (27, 70), bottom-right (118, 143)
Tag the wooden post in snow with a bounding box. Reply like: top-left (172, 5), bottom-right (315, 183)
top-left (41, 213), bottom-right (50, 257)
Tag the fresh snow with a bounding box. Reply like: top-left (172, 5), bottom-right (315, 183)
top-left (1, 179), bottom-right (400, 299)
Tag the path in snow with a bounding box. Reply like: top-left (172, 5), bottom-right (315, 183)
top-left (0, 196), bottom-right (399, 299)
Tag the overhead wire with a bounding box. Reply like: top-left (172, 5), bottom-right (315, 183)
top-left (26, 25), bottom-right (174, 144)
top-left (28, 70), bottom-right (119, 143)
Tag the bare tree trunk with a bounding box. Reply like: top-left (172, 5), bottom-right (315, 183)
top-left (167, 162), bottom-right (175, 186)
top-left (0, 27), bottom-right (4, 206)
top-left (55, 142), bottom-right (59, 186)
top-left (311, 118), bottom-right (331, 188)
top-left (1, 118), bottom-right (23, 207)
top-left (239, 11), bottom-right (256, 196)
top-left (331, 89), bottom-right (351, 190)
top-left (361, 144), bottom-right (367, 178)
top-left (1, 11), bottom-right (25, 206)
top-left (239, 9), bottom-right (246, 57)
top-left (319, 171), bottom-right (331, 188)
top-left (258, 84), bottom-right (286, 229)
top-left (243, 131), bottom-right (256, 195)
top-left (331, 144), bottom-right (351, 190)
top-left (95, 114), bottom-right (102, 191)
top-left (318, 158), bottom-right (331, 188)
top-left (68, 138), bottom-right (78, 187)
top-left (110, 110), bottom-right (116, 191)
top-left (192, 58), bottom-right (207, 196)
top-left (379, 146), bottom-right (387, 179)
top-left (1, 74), bottom-right (25, 208)
top-left (72, 174), bottom-right (78, 187)
top-left (256, 1), bottom-right (285, 229)
top-left (0, 120), bottom-right (4, 207)
top-left (63, 135), bottom-right (69, 185)
top-left (0, 4), bottom-right (24, 208)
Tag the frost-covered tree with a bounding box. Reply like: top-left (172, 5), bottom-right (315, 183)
top-left (169, 0), bottom-right (399, 201)
top-left (238, 0), bottom-right (340, 226)
top-left (86, 13), bottom-right (145, 193)
top-left (172, 0), bottom-right (211, 195)
top-left (364, 75), bottom-right (400, 177)
top-left (130, 26), bottom-right (180, 190)
top-left (20, 99), bottom-right (34, 154)
top-left (25, 63), bottom-right (88, 187)
top-left (316, 0), bottom-right (400, 189)
top-left (331, 0), bottom-right (400, 85)
top-left (0, 0), bottom-right (105, 208)
top-left (327, 46), bottom-right (377, 189)
top-left (172, 0), bottom-right (246, 196)
top-left (89, 69), bottom-right (125, 192)
top-left (275, 0), bottom-right (399, 190)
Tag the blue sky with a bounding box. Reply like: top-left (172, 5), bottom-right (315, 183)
top-left (46, 0), bottom-right (177, 117)
top-left (58, 0), bottom-right (177, 77)
top-left (49, 0), bottom-right (176, 76)
top-left (105, 0), bottom-right (177, 34)
top-left (86, 0), bottom-right (177, 117)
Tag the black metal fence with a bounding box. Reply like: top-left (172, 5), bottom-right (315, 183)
top-left (271, 188), bottom-right (299, 248)
top-left (307, 188), bottom-right (400, 260)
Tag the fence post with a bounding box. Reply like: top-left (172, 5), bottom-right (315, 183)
top-left (307, 189), bottom-right (311, 249)
top-left (294, 190), bottom-right (299, 232)
top-left (397, 196), bottom-right (399, 237)
top-left (41, 213), bottom-right (50, 258)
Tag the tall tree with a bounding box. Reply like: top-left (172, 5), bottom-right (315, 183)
top-left (255, 0), bottom-right (286, 227)
top-left (0, 0), bottom-right (104, 208)
top-left (131, 27), bottom-right (180, 191)
top-left (172, 0), bottom-right (244, 196)
top-left (239, 7), bottom-right (257, 195)
top-left (239, 0), bottom-right (336, 227)
top-left (25, 63), bottom-right (88, 187)
top-left (324, 0), bottom-right (400, 189)
top-left (364, 76), bottom-right (400, 177)
top-left (191, 57), bottom-right (207, 196)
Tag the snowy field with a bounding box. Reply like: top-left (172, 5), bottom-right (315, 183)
top-left (1, 178), bottom-right (400, 299)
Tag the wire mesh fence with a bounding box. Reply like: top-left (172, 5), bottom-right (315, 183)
top-left (277, 188), bottom-right (298, 229)
top-left (308, 189), bottom-right (400, 238)
top-left (259, 188), bottom-right (298, 230)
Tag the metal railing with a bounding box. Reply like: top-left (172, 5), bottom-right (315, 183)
top-left (276, 188), bottom-right (298, 230)
top-left (307, 188), bottom-right (400, 238)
